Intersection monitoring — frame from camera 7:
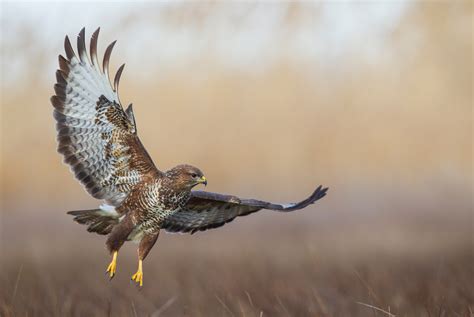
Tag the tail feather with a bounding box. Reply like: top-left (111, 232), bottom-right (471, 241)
top-left (68, 208), bottom-right (119, 235)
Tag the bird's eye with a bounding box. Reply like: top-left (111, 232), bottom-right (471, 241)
top-left (191, 173), bottom-right (197, 178)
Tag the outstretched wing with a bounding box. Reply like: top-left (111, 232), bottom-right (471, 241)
top-left (162, 185), bottom-right (328, 234)
top-left (51, 28), bottom-right (160, 206)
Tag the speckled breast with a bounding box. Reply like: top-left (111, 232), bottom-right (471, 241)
top-left (127, 181), bottom-right (191, 242)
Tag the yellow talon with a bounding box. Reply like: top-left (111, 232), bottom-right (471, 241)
top-left (131, 259), bottom-right (143, 287)
top-left (106, 251), bottom-right (118, 279)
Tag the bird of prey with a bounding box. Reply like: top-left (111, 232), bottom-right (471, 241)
top-left (51, 28), bottom-right (328, 287)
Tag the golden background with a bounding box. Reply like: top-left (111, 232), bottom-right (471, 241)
top-left (0, 2), bottom-right (472, 316)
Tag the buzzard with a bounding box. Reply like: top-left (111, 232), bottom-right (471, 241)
top-left (51, 28), bottom-right (328, 287)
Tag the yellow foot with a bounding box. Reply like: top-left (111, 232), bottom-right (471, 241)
top-left (131, 259), bottom-right (143, 287)
top-left (106, 251), bottom-right (118, 279)
top-left (131, 270), bottom-right (143, 287)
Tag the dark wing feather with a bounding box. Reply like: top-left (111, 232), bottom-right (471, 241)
top-left (162, 185), bottom-right (328, 234)
top-left (52, 28), bottom-right (159, 206)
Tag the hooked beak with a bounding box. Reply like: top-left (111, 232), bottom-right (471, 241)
top-left (198, 176), bottom-right (207, 186)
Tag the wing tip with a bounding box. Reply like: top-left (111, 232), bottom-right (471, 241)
top-left (90, 27), bottom-right (101, 67)
top-left (58, 55), bottom-right (70, 75)
top-left (276, 184), bottom-right (328, 211)
top-left (312, 185), bottom-right (329, 200)
top-left (114, 63), bottom-right (125, 92)
top-left (77, 27), bottom-right (88, 62)
top-left (103, 40), bottom-right (117, 74)
top-left (50, 95), bottom-right (64, 110)
top-left (64, 35), bottom-right (76, 59)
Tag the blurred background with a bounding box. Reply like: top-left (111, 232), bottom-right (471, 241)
top-left (0, 1), bottom-right (472, 316)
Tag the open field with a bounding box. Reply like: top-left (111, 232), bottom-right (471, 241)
top-left (1, 2), bottom-right (472, 316)
top-left (1, 198), bottom-right (472, 316)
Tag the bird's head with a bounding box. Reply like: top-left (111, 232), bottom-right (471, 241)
top-left (165, 164), bottom-right (207, 190)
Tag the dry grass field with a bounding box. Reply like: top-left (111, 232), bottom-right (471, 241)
top-left (0, 204), bottom-right (472, 317)
top-left (1, 2), bottom-right (472, 316)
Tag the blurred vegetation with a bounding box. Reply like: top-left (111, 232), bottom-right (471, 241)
top-left (0, 2), bottom-right (471, 211)
top-left (0, 2), bottom-right (472, 316)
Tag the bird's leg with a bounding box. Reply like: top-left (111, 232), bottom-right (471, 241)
top-left (106, 251), bottom-right (118, 278)
top-left (105, 215), bottom-right (135, 280)
top-left (131, 259), bottom-right (143, 287)
top-left (131, 231), bottom-right (160, 287)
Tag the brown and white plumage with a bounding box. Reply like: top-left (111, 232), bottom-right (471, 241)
top-left (52, 28), bottom-right (158, 206)
top-left (52, 28), bottom-right (328, 287)
top-left (162, 186), bottom-right (328, 234)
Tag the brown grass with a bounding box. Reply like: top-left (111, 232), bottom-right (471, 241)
top-left (0, 206), bottom-right (472, 317)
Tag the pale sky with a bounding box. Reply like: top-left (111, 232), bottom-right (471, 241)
top-left (1, 1), bottom-right (411, 84)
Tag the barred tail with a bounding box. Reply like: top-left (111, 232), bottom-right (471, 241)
top-left (67, 206), bottom-right (119, 235)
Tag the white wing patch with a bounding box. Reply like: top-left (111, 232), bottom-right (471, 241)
top-left (99, 204), bottom-right (119, 217)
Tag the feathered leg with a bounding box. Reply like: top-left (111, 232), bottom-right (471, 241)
top-left (131, 230), bottom-right (160, 287)
top-left (105, 215), bottom-right (135, 279)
